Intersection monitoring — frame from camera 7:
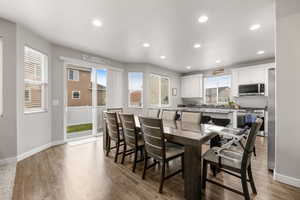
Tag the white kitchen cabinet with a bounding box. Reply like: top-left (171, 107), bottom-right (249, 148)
top-left (181, 74), bottom-right (203, 98)
top-left (231, 64), bottom-right (273, 97)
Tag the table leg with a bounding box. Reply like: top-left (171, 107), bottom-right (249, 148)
top-left (184, 145), bottom-right (202, 200)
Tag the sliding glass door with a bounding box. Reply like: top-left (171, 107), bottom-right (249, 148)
top-left (65, 65), bottom-right (107, 139)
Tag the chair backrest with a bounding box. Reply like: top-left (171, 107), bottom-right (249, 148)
top-left (148, 109), bottom-right (160, 118)
top-left (181, 111), bottom-right (202, 124)
top-left (241, 118), bottom-right (263, 168)
top-left (161, 110), bottom-right (177, 121)
top-left (212, 118), bottom-right (231, 127)
top-left (139, 117), bottom-right (166, 160)
top-left (107, 108), bottom-right (123, 123)
top-left (120, 113), bottom-right (138, 147)
top-left (106, 112), bottom-right (121, 141)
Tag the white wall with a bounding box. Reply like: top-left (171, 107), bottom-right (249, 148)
top-left (275, 0), bottom-right (300, 187)
top-left (0, 18), bottom-right (17, 162)
top-left (16, 25), bottom-right (52, 156)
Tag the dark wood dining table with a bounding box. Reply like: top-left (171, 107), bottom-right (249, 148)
top-left (103, 114), bottom-right (236, 200)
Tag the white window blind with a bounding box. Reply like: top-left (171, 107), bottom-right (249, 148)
top-left (107, 69), bottom-right (123, 108)
top-left (24, 46), bottom-right (48, 113)
top-left (149, 74), bottom-right (170, 107)
top-left (0, 39), bottom-right (3, 116)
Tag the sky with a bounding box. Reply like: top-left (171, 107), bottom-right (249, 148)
top-left (204, 75), bottom-right (231, 88)
top-left (96, 69), bottom-right (107, 86)
top-left (128, 72), bottom-right (143, 90)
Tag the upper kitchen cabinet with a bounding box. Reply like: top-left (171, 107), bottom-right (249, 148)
top-left (181, 74), bottom-right (203, 98)
top-left (232, 63), bottom-right (275, 97)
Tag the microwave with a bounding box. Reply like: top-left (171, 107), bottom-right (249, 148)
top-left (238, 83), bottom-right (265, 96)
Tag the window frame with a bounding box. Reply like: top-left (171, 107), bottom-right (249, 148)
top-left (68, 69), bottom-right (79, 81)
top-left (149, 73), bottom-right (171, 108)
top-left (0, 38), bottom-right (3, 116)
top-left (128, 72), bottom-right (143, 108)
top-left (72, 91), bottom-right (81, 99)
top-left (204, 74), bottom-right (231, 105)
top-left (24, 46), bottom-right (48, 114)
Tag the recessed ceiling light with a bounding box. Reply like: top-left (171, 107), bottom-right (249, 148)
top-left (250, 24), bottom-right (261, 31)
top-left (92, 19), bottom-right (102, 27)
top-left (160, 56), bottom-right (166, 59)
top-left (186, 66), bottom-right (192, 70)
top-left (142, 43), bottom-right (150, 48)
top-left (257, 50), bottom-right (265, 55)
top-left (193, 43), bottom-right (201, 49)
top-left (216, 59), bottom-right (222, 64)
top-left (198, 15), bottom-right (208, 23)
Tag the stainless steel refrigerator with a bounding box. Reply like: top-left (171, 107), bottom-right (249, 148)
top-left (268, 68), bottom-right (275, 170)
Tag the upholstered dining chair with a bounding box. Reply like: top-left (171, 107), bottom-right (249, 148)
top-left (160, 109), bottom-right (177, 121)
top-left (147, 108), bottom-right (160, 118)
top-left (106, 112), bottom-right (125, 163)
top-left (181, 111), bottom-right (202, 124)
top-left (119, 113), bottom-right (145, 172)
top-left (139, 117), bottom-right (184, 193)
top-left (202, 118), bottom-right (263, 200)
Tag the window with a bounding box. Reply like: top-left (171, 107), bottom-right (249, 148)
top-left (68, 69), bottom-right (79, 81)
top-left (0, 38), bottom-right (2, 116)
top-left (204, 75), bottom-right (231, 104)
top-left (24, 89), bottom-right (31, 103)
top-left (149, 74), bottom-right (170, 107)
top-left (24, 46), bottom-right (48, 113)
top-left (128, 72), bottom-right (143, 107)
top-left (96, 69), bottom-right (107, 106)
top-left (72, 91), bottom-right (80, 99)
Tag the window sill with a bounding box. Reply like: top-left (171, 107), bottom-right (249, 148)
top-left (24, 110), bottom-right (48, 115)
top-left (128, 106), bottom-right (143, 109)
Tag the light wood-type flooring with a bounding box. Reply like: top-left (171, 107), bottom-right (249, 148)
top-left (12, 137), bottom-right (300, 200)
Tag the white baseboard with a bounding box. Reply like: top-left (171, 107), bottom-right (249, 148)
top-left (0, 156), bottom-right (17, 166)
top-left (17, 143), bottom-right (52, 161)
top-left (52, 140), bottom-right (66, 147)
top-left (274, 171), bottom-right (300, 188)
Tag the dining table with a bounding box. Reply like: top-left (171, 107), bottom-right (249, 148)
top-left (102, 113), bottom-right (241, 200)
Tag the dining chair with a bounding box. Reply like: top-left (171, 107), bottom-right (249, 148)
top-left (181, 111), bottom-right (202, 124)
top-left (106, 112), bottom-right (125, 163)
top-left (202, 118), bottom-right (263, 200)
top-left (139, 117), bottom-right (184, 193)
top-left (160, 109), bottom-right (177, 121)
top-left (120, 113), bottom-right (145, 172)
top-left (147, 108), bottom-right (160, 118)
top-left (107, 107), bottom-right (123, 124)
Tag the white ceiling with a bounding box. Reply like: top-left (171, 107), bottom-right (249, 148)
top-left (0, 0), bottom-right (275, 72)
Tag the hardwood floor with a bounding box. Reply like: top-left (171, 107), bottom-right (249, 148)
top-left (13, 137), bottom-right (300, 200)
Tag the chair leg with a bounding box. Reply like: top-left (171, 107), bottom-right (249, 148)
top-left (202, 160), bottom-right (208, 189)
top-left (121, 143), bottom-right (127, 164)
top-left (142, 152), bottom-right (148, 180)
top-left (159, 161), bottom-right (166, 193)
top-left (241, 169), bottom-right (251, 200)
top-left (132, 148), bottom-right (138, 173)
top-left (181, 155), bottom-right (184, 178)
top-left (106, 137), bottom-right (111, 157)
top-left (114, 141), bottom-right (120, 163)
top-left (248, 165), bottom-right (257, 194)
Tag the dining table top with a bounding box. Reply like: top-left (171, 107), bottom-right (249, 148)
top-left (133, 115), bottom-right (241, 147)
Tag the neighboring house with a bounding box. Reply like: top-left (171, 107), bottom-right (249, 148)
top-left (130, 90), bottom-right (142, 106)
top-left (67, 68), bottom-right (92, 106)
top-left (67, 68), bottom-right (106, 107)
